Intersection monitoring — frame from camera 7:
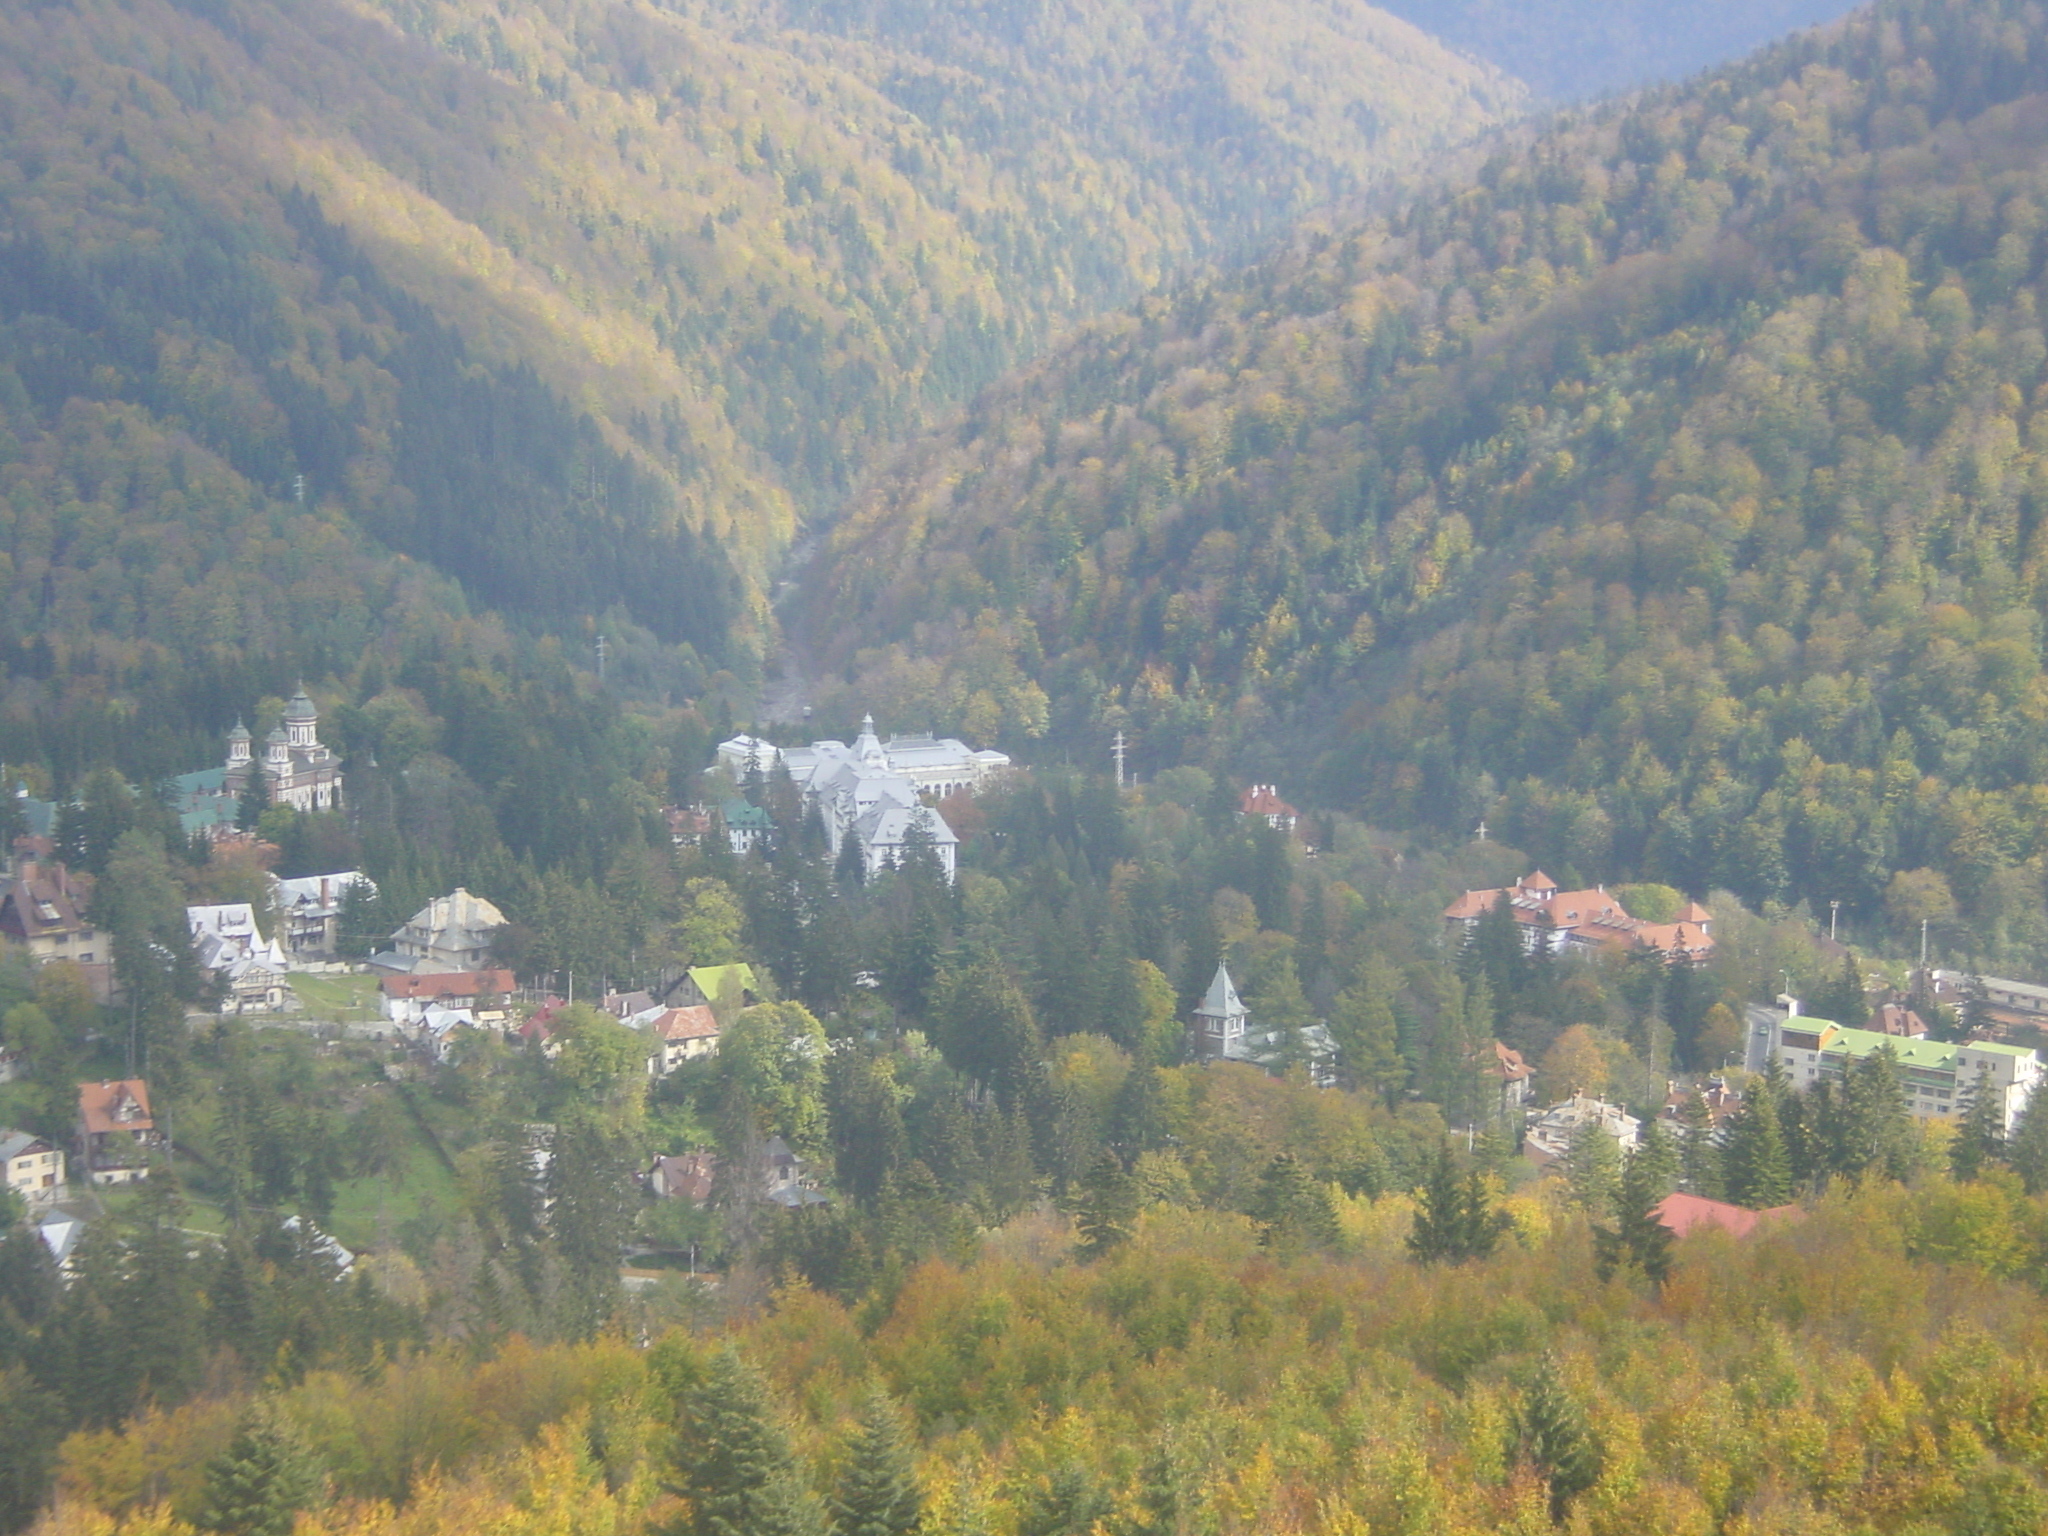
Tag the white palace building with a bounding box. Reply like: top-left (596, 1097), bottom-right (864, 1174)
top-left (715, 714), bottom-right (1010, 881)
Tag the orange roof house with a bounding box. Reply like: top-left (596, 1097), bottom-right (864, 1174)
top-left (77, 1079), bottom-right (161, 1185)
top-left (1237, 785), bottom-right (1299, 832)
top-left (647, 1006), bottom-right (721, 1076)
top-left (1444, 873), bottom-right (1713, 963)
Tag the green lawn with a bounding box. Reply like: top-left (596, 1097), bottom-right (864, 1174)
top-left (323, 1122), bottom-right (461, 1254)
top-left (288, 971), bottom-right (384, 1023)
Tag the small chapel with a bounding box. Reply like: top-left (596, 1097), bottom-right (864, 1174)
top-left (224, 687), bottom-right (344, 813)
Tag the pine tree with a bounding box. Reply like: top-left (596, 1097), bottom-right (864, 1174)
top-left (1675, 1090), bottom-right (1719, 1197)
top-left (831, 1386), bottom-right (923, 1536)
top-left (236, 757), bottom-right (270, 833)
top-left (1406, 1143), bottom-right (1510, 1265)
top-left (677, 1348), bottom-right (827, 1536)
top-left (0, 1367), bottom-right (62, 1535)
top-left (2008, 1089), bottom-right (2048, 1195)
top-left (1251, 1154), bottom-right (1340, 1255)
top-left (1723, 1072), bottom-right (1794, 1209)
top-left (1951, 1065), bottom-right (2007, 1182)
top-left (1521, 1355), bottom-right (1602, 1523)
top-left (1073, 1152), bottom-right (1138, 1260)
top-left (1563, 1119), bottom-right (1622, 1219)
top-left (196, 1401), bottom-right (327, 1536)
top-left (1594, 1129), bottom-right (1676, 1286)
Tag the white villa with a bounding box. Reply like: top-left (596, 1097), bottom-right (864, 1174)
top-left (187, 902), bottom-right (292, 1014)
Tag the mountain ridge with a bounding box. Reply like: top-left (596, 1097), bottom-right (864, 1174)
top-left (802, 0), bottom-right (2048, 961)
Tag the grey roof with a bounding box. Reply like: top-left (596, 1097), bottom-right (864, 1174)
top-left (284, 689), bottom-right (318, 722)
top-left (0, 1128), bottom-right (50, 1161)
top-left (1193, 963), bottom-right (1246, 1021)
top-left (857, 805), bottom-right (959, 848)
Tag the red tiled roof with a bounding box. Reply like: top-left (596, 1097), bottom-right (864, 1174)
top-left (1652, 1192), bottom-right (1800, 1239)
top-left (380, 969), bottom-right (515, 1000)
top-left (651, 1006), bottom-right (720, 1042)
top-left (1445, 875), bottom-right (1714, 959)
top-left (1480, 1040), bottom-right (1532, 1082)
top-left (1238, 784), bottom-right (1298, 818)
top-left (78, 1079), bottom-right (153, 1137)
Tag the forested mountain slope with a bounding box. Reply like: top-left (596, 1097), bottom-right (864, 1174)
top-left (0, 0), bottom-right (1515, 775)
top-left (810, 0), bottom-right (2048, 958)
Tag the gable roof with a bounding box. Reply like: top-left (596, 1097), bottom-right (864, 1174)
top-left (687, 963), bottom-right (758, 1002)
top-left (650, 1005), bottom-right (720, 1043)
top-left (78, 1079), bottom-right (153, 1136)
top-left (0, 863), bottom-right (93, 940)
top-left (0, 1128), bottom-right (55, 1161)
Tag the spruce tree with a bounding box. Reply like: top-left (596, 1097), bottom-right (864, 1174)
top-left (196, 1401), bottom-right (327, 1536)
top-left (1521, 1355), bottom-right (1602, 1523)
top-left (1074, 1152), bottom-right (1139, 1260)
top-left (2008, 1089), bottom-right (2048, 1195)
top-left (1675, 1091), bottom-right (1719, 1197)
top-left (1594, 1130), bottom-right (1676, 1286)
top-left (1251, 1154), bottom-right (1340, 1255)
top-left (1563, 1120), bottom-right (1622, 1219)
top-left (236, 757), bottom-right (270, 833)
top-left (831, 1386), bottom-right (923, 1536)
top-left (1723, 1073), bottom-right (1794, 1209)
top-left (678, 1348), bottom-right (827, 1536)
top-left (0, 1367), bottom-right (62, 1535)
top-left (1951, 1067), bottom-right (2006, 1183)
top-left (1406, 1143), bottom-right (1509, 1265)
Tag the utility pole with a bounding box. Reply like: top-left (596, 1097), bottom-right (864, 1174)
top-left (1112, 730), bottom-right (1126, 788)
top-left (1921, 918), bottom-right (1930, 971)
top-left (595, 634), bottom-right (608, 682)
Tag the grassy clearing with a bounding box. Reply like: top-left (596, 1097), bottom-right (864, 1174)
top-left (287, 972), bottom-right (383, 1022)
top-left (324, 1123), bottom-right (460, 1254)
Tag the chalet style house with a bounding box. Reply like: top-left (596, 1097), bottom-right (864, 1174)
top-left (77, 1078), bottom-right (161, 1185)
top-left (1444, 872), bottom-right (1714, 962)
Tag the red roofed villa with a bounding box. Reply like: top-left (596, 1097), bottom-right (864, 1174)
top-left (1444, 872), bottom-right (1714, 963)
top-left (1237, 785), bottom-right (1299, 833)
top-left (647, 1006), bottom-right (721, 1076)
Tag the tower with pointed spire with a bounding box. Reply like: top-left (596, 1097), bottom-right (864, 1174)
top-left (1190, 962), bottom-right (1249, 1060)
top-left (223, 688), bottom-right (343, 814)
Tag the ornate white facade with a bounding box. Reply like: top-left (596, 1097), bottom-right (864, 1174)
top-left (714, 714), bottom-right (997, 882)
top-left (225, 688), bottom-right (344, 813)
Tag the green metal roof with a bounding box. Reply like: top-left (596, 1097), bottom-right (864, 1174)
top-left (1818, 1027), bottom-right (1957, 1069)
top-left (689, 963), bottom-right (758, 1000)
